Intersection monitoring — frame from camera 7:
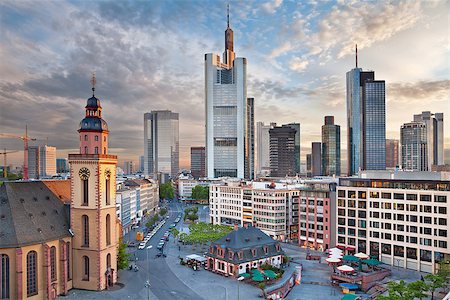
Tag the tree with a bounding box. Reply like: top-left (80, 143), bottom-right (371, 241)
top-left (184, 207), bottom-right (199, 223)
top-left (117, 239), bottom-right (130, 270)
top-left (170, 228), bottom-right (180, 240)
top-left (406, 280), bottom-right (428, 300)
top-left (424, 274), bottom-right (445, 300)
top-left (191, 185), bottom-right (209, 201)
top-left (160, 207), bottom-right (168, 216)
top-left (258, 283), bottom-right (266, 298)
top-left (146, 214), bottom-right (160, 229)
top-left (377, 280), bottom-right (412, 300)
top-left (159, 182), bottom-right (174, 199)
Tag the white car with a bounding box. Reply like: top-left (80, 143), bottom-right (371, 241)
top-left (138, 242), bottom-right (146, 249)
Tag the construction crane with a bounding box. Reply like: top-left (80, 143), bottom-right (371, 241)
top-left (1, 149), bottom-right (19, 178)
top-left (0, 125), bottom-right (37, 180)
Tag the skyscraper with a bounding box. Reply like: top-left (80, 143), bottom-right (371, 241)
top-left (413, 111), bottom-right (444, 169)
top-left (56, 158), bottom-right (68, 173)
top-left (269, 125), bottom-right (296, 177)
top-left (246, 97), bottom-right (255, 179)
top-left (191, 146), bottom-right (206, 179)
top-left (144, 110), bottom-right (179, 179)
top-left (311, 142), bottom-right (322, 177)
top-left (124, 161), bottom-right (135, 175)
top-left (139, 155), bottom-right (144, 172)
top-left (346, 45), bottom-right (386, 175)
top-left (205, 7), bottom-right (251, 179)
top-left (28, 145), bottom-right (56, 179)
top-left (256, 122), bottom-right (276, 176)
top-left (385, 139), bottom-right (399, 169)
top-left (321, 116), bottom-right (340, 176)
top-left (285, 123), bottom-right (301, 174)
top-left (400, 122), bottom-right (427, 171)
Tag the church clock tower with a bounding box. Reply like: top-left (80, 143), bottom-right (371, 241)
top-left (69, 74), bottom-right (118, 290)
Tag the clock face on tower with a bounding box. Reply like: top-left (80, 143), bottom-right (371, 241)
top-left (78, 167), bottom-right (90, 180)
top-left (105, 169), bottom-right (111, 179)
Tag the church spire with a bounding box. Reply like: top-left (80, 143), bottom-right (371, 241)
top-left (227, 4), bottom-right (230, 28)
top-left (224, 3), bottom-right (234, 66)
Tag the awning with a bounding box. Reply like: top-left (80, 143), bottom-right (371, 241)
top-left (346, 246), bottom-right (356, 251)
top-left (186, 254), bottom-right (207, 262)
top-left (336, 245), bottom-right (346, 249)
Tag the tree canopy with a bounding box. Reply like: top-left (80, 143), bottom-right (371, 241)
top-left (160, 207), bottom-right (168, 216)
top-left (191, 185), bottom-right (209, 200)
top-left (184, 206), bottom-right (199, 222)
top-left (117, 238), bottom-right (130, 270)
top-left (179, 222), bottom-right (232, 245)
top-left (159, 182), bottom-right (174, 199)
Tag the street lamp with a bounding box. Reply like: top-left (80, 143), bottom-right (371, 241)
top-left (145, 245), bottom-right (153, 300)
top-left (237, 276), bottom-right (244, 300)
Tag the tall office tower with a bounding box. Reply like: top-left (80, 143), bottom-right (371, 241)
top-left (256, 122), bottom-right (276, 176)
top-left (144, 110), bottom-right (179, 179)
top-left (321, 116), bottom-right (340, 176)
top-left (56, 158), bottom-right (68, 173)
top-left (191, 146), bottom-right (206, 178)
top-left (385, 139), bottom-right (399, 169)
top-left (27, 145), bottom-right (57, 179)
top-left (269, 125), bottom-right (296, 177)
top-left (306, 154), bottom-right (312, 177)
top-left (139, 155), bottom-right (144, 172)
top-left (311, 142), bottom-right (322, 176)
top-left (285, 123), bottom-right (301, 174)
top-left (400, 122), bottom-right (428, 171)
top-left (124, 161), bottom-right (135, 174)
top-left (413, 111), bottom-right (444, 169)
top-left (205, 7), bottom-right (250, 179)
top-left (346, 45), bottom-right (386, 175)
top-left (245, 97), bottom-right (255, 179)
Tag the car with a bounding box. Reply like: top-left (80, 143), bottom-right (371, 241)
top-left (127, 241), bottom-right (137, 247)
top-left (157, 244), bottom-right (164, 250)
top-left (166, 215), bottom-right (170, 219)
top-left (138, 242), bottom-right (146, 250)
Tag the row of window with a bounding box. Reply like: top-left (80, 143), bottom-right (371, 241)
top-left (82, 214), bottom-right (111, 247)
top-left (338, 190), bottom-right (447, 203)
top-left (82, 134), bottom-right (106, 142)
top-left (338, 215), bottom-right (447, 227)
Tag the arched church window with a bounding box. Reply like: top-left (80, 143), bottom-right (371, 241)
top-left (1, 254), bottom-right (10, 299)
top-left (82, 256), bottom-right (89, 281)
top-left (26, 251), bottom-right (37, 296)
top-left (50, 246), bottom-right (56, 281)
top-left (82, 215), bottom-right (89, 247)
top-left (106, 214), bottom-right (111, 246)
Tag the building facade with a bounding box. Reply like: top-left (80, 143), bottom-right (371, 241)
top-left (321, 116), bottom-right (340, 176)
top-left (385, 139), bottom-right (399, 169)
top-left (245, 97), bottom-right (255, 180)
top-left (336, 171), bottom-right (450, 273)
top-left (256, 122), bottom-right (275, 177)
top-left (346, 51), bottom-right (386, 175)
top-left (190, 147), bottom-right (206, 179)
top-left (269, 125), bottom-right (296, 177)
top-left (28, 145), bottom-right (57, 179)
top-left (124, 161), bottom-right (135, 175)
top-left (401, 122), bottom-right (428, 171)
top-left (205, 10), bottom-right (251, 179)
top-left (413, 111), bottom-right (444, 170)
top-left (56, 158), bottom-right (68, 174)
top-left (143, 110), bottom-right (179, 179)
top-left (311, 142), bottom-right (322, 177)
top-left (285, 123), bottom-right (301, 174)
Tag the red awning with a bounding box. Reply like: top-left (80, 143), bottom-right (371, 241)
top-left (336, 245), bottom-right (345, 249)
top-left (346, 246), bottom-right (356, 251)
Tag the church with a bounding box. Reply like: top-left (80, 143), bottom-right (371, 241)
top-left (0, 77), bottom-right (120, 299)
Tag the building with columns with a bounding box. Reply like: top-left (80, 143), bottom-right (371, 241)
top-left (0, 78), bottom-right (120, 299)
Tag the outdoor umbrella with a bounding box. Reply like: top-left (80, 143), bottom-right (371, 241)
top-left (325, 257), bottom-right (341, 263)
top-left (362, 259), bottom-right (382, 266)
top-left (329, 247), bottom-right (343, 253)
top-left (240, 273), bottom-right (251, 278)
top-left (342, 255), bottom-right (359, 262)
top-left (252, 275), bottom-right (265, 282)
top-left (354, 253), bottom-right (369, 259)
top-left (337, 265), bottom-right (354, 272)
top-left (264, 270), bottom-right (277, 279)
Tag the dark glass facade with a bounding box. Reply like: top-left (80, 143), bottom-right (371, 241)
top-left (269, 125), bottom-right (296, 177)
top-left (321, 116), bottom-right (341, 176)
top-left (190, 146), bottom-right (206, 179)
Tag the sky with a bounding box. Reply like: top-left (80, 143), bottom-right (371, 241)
top-left (0, 0), bottom-right (449, 172)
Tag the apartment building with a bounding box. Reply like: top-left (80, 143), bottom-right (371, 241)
top-left (336, 170), bottom-right (450, 273)
top-left (124, 178), bottom-right (159, 217)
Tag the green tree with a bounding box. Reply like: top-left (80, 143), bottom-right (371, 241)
top-left (406, 280), bottom-right (428, 300)
top-left (160, 207), bottom-right (168, 216)
top-left (258, 283), bottom-right (266, 298)
top-left (191, 185), bottom-right (209, 201)
top-left (146, 214), bottom-right (160, 229)
top-left (425, 274), bottom-right (445, 300)
top-left (377, 280), bottom-right (412, 300)
top-left (159, 182), bottom-right (174, 199)
top-left (117, 239), bottom-right (130, 270)
top-left (170, 228), bottom-right (180, 239)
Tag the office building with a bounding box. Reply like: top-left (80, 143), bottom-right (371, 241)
top-left (385, 139), bottom-right (399, 169)
top-left (400, 122), bottom-right (428, 171)
top-left (285, 123), bottom-right (301, 174)
top-left (116, 187), bottom-right (136, 233)
top-left (311, 142), bottom-right (322, 177)
top-left (269, 125), bottom-right (296, 177)
top-left (205, 8), bottom-right (251, 179)
top-left (28, 145), bottom-right (57, 179)
top-left (139, 155), bottom-right (144, 172)
top-left (56, 158), bottom-right (68, 173)
top-left (321, 116), bottom-right (341, 176)
top-left (336, 170), bottom-right (450, 273)
top-left (124, 161), bottom-right (135, 175)
top-left (306, 154), bottom-right (312, 177)
top-left (256, 122), bottom-right (276, 176)
top-left (124, 178), bottom-right (159, 218)
top-left (144, 110), bottom-right (179, 179)
top-left (191, 146), bottom-right (206, 179)
top-left (346, 46), bottom-right (386, 174)
top-left (245, 97), bottom-right (255, 180)
top-left (413, 111), bottom-right (444, 170)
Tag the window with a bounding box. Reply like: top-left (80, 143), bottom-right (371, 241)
top-left (435, 195), bottom-right (447, 203)
top-left (104, 136), bottom-right (106, 142)
top-left (381, 243), bottom-right (391, 255)
top-left (420, 195), bottom-right (431, 202)
top-left (420, 250), bottom-right (432, 262)
top-left (381, 192), bottom-right (391, 199)
top-left (103, 147), bottom-right (106, 154)
top-left (369, 192), bottom-right (379, 198)
top-left (82, 178), bottom-right (89, 206)
top-left (107, 253), bottom-right (111, 269)
top-left (95, 147), bottom-right (99, 154)
top-left (394, 193), bottom-right (404, 200)
top-left (67, 242), bottom-right (71, 280)
top-left (82, 256), bottom-right (89, 281)
top-left (394, 245), bottom-right (404, 257)
top-left (27, 251), bottom-right (38, 296)
top-left (84, 146), bottom-right (88, 154)
top-left (82, 215), bottom-right (89, 247)
top-left (406, 194), bottom-right (417, 201)
top-left (106, 178), bottom-right (110, 205)
top-left (84, 135), bottom-right (88, 141)
top-left (50, 246), bottom-right (56, 282)
top-left (406, 247), bottom-right (417, 259)
top-left (1, 254), bottom-right (9, 299)
top-left (106, 214), bottom-right (111, 246)
top-left (95, 135), bottom-right (99, 141)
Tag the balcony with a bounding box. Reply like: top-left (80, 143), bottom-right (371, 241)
top-left (69, 154), bottom-right (117, 160)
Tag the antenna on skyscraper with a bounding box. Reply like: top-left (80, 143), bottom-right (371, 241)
top-left (227, 4), bottom-right (230, 28)
top-left (355, 44), bottom-right (358, 68)
top-left (91, 72), bottom-right (96, 96)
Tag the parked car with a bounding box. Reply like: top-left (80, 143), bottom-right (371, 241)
top-left (127, 241), bottom-right (137, 247)
top-left (138, 242), bottom-right (146, 250)
top-left (157, 242), bottom-right (164, 250)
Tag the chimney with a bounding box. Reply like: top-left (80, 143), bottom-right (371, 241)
top-left (234, 224), bottom-right (238, 231)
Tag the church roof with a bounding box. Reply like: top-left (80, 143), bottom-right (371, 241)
top-left (0, 181), bottom-right (71, 248)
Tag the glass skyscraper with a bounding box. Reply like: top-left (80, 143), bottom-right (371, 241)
top-left (321, 116), bottom-right (340, 176)
top-left (285, 123), bottom-right (301, 174)
top-left (346, 51), bottom-right (386, 175)
top-left (400, 122), bottom-right (427, 171)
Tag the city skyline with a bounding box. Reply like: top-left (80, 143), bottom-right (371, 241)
top-left (1, 1), bottom-right (449, 172)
